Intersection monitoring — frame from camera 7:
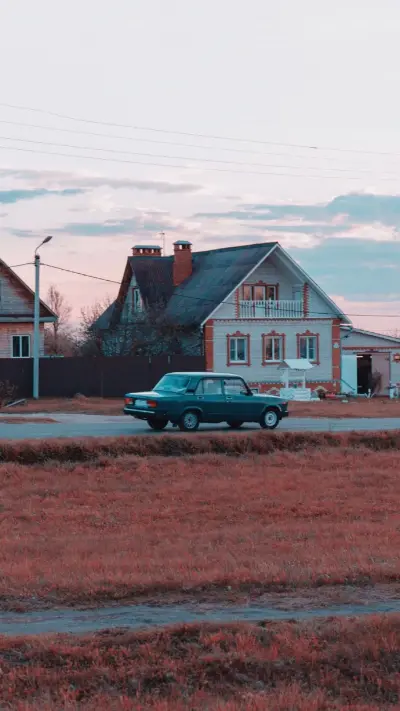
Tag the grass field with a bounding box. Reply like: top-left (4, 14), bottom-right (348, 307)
top-left (5, 395), bottom-right (400, 418)
top-left (2, 439), bottom-right (400, 607)
top-left (2, 615), bottom-right (400, 709)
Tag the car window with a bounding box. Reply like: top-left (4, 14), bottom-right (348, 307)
top-left (155, 375), bottom-right (191, 393)
top-left (196, 378), bottom-right (223, 395)
top-left (223, 378), bottom-right (249, 396)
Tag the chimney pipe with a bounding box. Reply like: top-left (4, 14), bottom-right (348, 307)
top-left (173, 240), bottom-right (192, 286)
top-left (132, 245), bottom-right (162, 257)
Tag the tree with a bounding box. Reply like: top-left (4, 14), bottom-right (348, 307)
top-left (77, 296), bottom-right (113, 356)
top-left (44, 285), bottom-right (74, 356)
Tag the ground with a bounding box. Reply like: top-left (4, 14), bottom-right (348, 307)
top-left (2, 432), bottom-right (400, 709)
top-left (5, 395), bottom-right (400, 418)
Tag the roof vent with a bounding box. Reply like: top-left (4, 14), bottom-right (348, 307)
top-left (132, 245), bottom-right (162, 256)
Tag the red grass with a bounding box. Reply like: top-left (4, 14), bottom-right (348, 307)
top-left (2, 616), bottom-right (400, 709)
top-left (7, 395), bottom-right (400, 419)
top-left (0, 417), bottom-right (57, 424)
top-left (2, 430), bottom-right (400, 465)
top-left (2, 448), bottom-right (400, 606)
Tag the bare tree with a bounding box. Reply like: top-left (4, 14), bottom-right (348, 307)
top-left (44, 285), bottom-right (73, 356)
top-left (77, 296), bottom-right (113, 355)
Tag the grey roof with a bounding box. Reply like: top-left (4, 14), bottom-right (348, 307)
top-left (93, 242), bottom-right (277, 331)
top-left (165, 242), bottom-right (277, 326)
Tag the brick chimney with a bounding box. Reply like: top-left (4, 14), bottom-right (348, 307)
top-left (173, 240), bottom-right (192, 286)
top-left (132, 245), bottom-right (162, 257)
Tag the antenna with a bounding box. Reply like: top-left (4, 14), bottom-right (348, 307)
top-left (159, 231), bottom-right (166, 256)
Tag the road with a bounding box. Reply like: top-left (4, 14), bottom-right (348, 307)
top-left (1, 413), bottom-right (400, 439)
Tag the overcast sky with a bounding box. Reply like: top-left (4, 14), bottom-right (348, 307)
top-left (1, 0), bottom-right (400, 331)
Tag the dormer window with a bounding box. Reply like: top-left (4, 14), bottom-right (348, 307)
top-left (242, 284), bottom-right (277, 301)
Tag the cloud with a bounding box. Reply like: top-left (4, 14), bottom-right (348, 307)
top-left (0, 188), bottom-right (84, 204)
top-left (192, 192), bottom-right (400, 243)
top-left (0, 168), bottom-right (203, 194)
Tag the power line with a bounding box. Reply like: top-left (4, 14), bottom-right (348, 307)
top-left (39, 262), bottom-right (400, 319)
top-left (0, 143), bottom-right (398, 182)
top-left (0, 133), bottom-right (394, 177)
top-left (1, 118), bottom-right (398, 171)
top-left (0, 100), bottom-right (398, 157)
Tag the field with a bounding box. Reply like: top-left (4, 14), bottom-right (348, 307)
top-left (4, 395), bottom-right (400, 418)
top-left (1, 434), bottom-right (400, 608)
top-left (2, 615), bottom-right (400, 709)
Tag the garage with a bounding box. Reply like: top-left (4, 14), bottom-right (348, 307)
top-left (341, 327), bottom-right (400, 396)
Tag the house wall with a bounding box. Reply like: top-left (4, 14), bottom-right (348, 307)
top-left (0, 264), bottom-right (33, 315)
top-left (211, 319), bottom-right (335, 387)
top-left (341, 330), bottom-right (400, 349)
top-left (0, 323), bottom-right (44, 358)
top-left (120, 274), bottom-right (139, 324)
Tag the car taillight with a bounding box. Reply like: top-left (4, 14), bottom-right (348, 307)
top-left (125, 397), bottom-right (133, 405)
top-left (147, 400), bottom-right (158, 408)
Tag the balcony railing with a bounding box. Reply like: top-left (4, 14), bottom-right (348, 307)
top-left (239, 299), bottom-right (304, 319)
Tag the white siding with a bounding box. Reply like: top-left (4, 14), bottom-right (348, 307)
top-left (308, 285), bottom-right (337, 319)
top-left (391, 358), bottom-right (400, 384)
top-left (342, 329), bottom-right (400, 349)
top-left (212, 320), bottom-right (333, 382)
top-left (120, 274), bottom-right (140, 323)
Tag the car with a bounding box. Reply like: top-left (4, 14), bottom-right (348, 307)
top-left (124, 372), bottom-right (289, 432)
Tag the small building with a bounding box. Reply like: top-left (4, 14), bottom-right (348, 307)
top-left (341, 327), bottom-right (400, 396)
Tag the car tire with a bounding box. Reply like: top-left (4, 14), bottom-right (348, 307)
top-left (148, 418), bottom-right (168, 431)
top-left (260, 408), bottom-right (280, 430)
top-left (179, 410), bottom-right (200, 432)
top-left (227, 420), bottom-right (244, 429)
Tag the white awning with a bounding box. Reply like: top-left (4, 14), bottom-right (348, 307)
top-left (280, 359), bottom-right (314, 371)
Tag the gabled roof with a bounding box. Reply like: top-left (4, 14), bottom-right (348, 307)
top-left (166, 242), bottom-right (277, 326)
top-left (93, 240), bottom-right (350, 331)
top-left (0, 258), bottom-right (56, 321)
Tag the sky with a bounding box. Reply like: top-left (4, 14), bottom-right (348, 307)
top-left (1, 0), bottom-right (400, 332)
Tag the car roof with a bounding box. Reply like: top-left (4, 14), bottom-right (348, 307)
top-left (165, 372), bottom-right (244, 378)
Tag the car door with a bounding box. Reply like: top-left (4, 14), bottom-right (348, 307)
top-left (195, 378), bottom-right (225, 422)
top-left (222, 377), bottom-right (260, 421)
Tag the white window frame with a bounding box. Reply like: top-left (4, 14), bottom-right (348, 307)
top-left (299, 335), bottom-right (317, 361)
top-left (229, 336), bottom-right (248, 364)
top-left (263, 335), bottom-right (283, 363)
top-left (131, 287), bottom-right (142, 313)
top-left (12, 334), bottom-right (31, 359)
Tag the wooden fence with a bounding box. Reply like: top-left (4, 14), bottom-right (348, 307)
top-left (0, 355), bottom-right (205, 398)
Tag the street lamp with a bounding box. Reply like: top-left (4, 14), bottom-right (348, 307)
top-left (33, 236), bottom-right (53, 399)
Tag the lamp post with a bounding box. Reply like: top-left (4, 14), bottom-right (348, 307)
top-left (33, 236), bottom-right (53, 399)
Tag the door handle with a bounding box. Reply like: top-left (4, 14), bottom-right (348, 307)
top-left (226, 396), bottom-right (232, 401)
top-left (197, 396), bottom-right (204, 400)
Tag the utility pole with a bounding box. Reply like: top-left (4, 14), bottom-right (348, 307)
top-left (33, 236), bottom-right (53, 399)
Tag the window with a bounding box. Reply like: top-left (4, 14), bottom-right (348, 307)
top-left (263, 334), bottom-right (284, 363)
top-left (242, 284), bottom-right (277, 301)
top-left (298, 334), bottom-right (319, 362)
top-left (155, 374), bottom-right (191, 393)
top-left (197, 378), bottom-right (223, 395)
top-left (223, 378), bottom-right (249, 396)
top-left (131, 288), bottom-right (142, 312)
top-left (227, 334), bottom-right (250, 365)
top-left (12, 335), bottom-right (30, 358)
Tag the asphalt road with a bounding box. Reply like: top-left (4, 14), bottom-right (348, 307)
top-left (1, 413), bottom-right (400, 439)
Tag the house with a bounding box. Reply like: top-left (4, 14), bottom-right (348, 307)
top-left (0, 258), bottom-right (56, 358)
top-left (341, 327), bottom-right (400, 396)
top-left (94, 240), bottom-right (400, 396)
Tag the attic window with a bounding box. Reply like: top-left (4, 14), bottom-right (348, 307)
top-left (131, 288), bottom-right (142, 313)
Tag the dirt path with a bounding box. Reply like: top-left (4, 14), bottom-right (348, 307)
top-left (2, 598), bottom-right (400, 636)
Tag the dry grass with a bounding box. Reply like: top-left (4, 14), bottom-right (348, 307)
top-left (2, 430), bottom-right (400, 465)
top-left (0, 417), bottom-right (57, 425)
top-left (2, 615), bottom-right (400, 709)
top-left (2, 447), bottom-right (400, 606)
top-left (6, 395), bottom-right (400, 418)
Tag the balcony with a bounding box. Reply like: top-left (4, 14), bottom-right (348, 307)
top-left (239, 299), bottom-right (304, 319)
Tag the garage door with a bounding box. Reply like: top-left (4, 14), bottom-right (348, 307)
top-left (341, 354), bottom-right (357, 394)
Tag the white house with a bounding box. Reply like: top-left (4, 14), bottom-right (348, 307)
top-left (94, 240), bottom-right (400, 396)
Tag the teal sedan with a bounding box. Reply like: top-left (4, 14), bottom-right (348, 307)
top-left (124, 372), bottom-right (289, 432)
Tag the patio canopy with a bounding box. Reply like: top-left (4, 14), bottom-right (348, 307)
top-left (279, 359), bottom-right (314, 371)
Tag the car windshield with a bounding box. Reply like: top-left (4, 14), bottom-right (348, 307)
top-left (155, 375), bottom-right (191, 393)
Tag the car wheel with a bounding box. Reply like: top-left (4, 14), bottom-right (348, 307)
top-left (179, 410), bottom-right (200, 432)
top-left (260, 408), bottom-right (280, 430)
top-left (227, 420), bottom-right (244, 429)
top-left (148, 418), bottom-right (168, 431)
